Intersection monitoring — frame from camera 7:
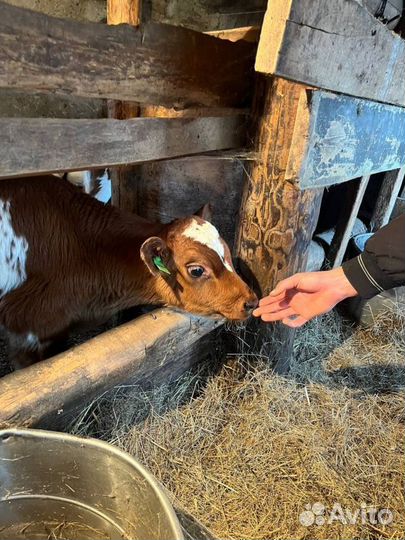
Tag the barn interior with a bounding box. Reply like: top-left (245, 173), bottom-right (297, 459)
top-left (0, 1), bottom-right (404, 539)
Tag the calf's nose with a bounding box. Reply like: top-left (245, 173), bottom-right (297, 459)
top-left (244, 296), bottom-right (259, 313)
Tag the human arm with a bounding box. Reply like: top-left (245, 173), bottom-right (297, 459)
top-left (253, 214), bottom-right (405, 328)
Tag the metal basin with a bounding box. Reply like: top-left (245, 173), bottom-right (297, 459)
top-left (0, 429), bottom-right (184, 540)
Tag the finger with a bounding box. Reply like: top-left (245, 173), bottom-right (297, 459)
top-left (281, 315), bottom-right (309, 328)
top-left (253, 299), bottom-right (290, 317)
top-left (268, 274), bottom-right (303, 297)
top-left (260, 307), bottom-right (296, 322)
top-left (258, 291), bottom-right (286, 307)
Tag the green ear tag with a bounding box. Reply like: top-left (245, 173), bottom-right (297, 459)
top-left (153, 256), bottom-right (171, 275)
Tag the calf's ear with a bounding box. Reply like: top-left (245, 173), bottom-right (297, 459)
top-left (195, 203), bottom-right (212, 222)
top-left (140, 237), bottom-right (176, 277)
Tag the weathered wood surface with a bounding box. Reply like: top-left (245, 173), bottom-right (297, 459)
top-left (327, 175), bottom-right (370, 268)
top-left (0, 309), bottom-right (222, 429)
top-left (140, 105), bottom-right (249, 118)
top-left (151, 0), bottom-right (266, 31)
top-left (235, 77), bottom-right (323, 373)
top-left (0, 1), bottom-right (255, 108)
top-left (0, 116), bottom-right (246, 177)
top-left (370, 167), bottom-right (405, 230)
top-left (287, 91), bottom-right (405, 189)
top-left (134, 154), bottom-right (245, 249)
top-left (256, 0), bottom-right (405, 108)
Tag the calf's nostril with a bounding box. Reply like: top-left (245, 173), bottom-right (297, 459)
top-left (244, 298), bottom-right (259, 311)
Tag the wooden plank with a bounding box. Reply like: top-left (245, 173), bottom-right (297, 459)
top-left (107, 0), bottom-right (141, 25)
top-left (370, 167), bottom-right (405, 230)
top-left (327, 175), bottom-right (370, 268)
top-left (0, 116), bottom-right (246, 178)
top-left (140, 105), bottom-right (249, 118)
top-left (256, 0), bottom-right (405, 108)
top-left (0, 1), bottom-right (255, 108)
top-left (286, 91), bottom-right (405, 189)
top-left (0, 309), bottom-right (222, 428)
top-left (205, 26), bottom-right (260, 42)
top-left (235, 77), bottom-right (323, 374)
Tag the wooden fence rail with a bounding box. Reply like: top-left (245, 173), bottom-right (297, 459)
top-left (0, 309), bottom-right (222, 429)
top-left (0, 116), bottom-right (246, 177)
top-left (0, 1), bottom-right (255, 108)
top-left (256, 0), bottom-right (405, 108)
top-left (286, 91), bottom-right (405, 188)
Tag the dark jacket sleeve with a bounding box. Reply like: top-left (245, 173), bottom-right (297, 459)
top-left (342, 214), bottom-right (405, 299)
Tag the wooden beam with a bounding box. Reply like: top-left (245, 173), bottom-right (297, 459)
top-left (256, 0), bottom-right (405, 108)
top-left (0, 1), bottom-right (255, 108)
top-left (235, 77), bottom-right (323, 373)
top-left (327, 175), bottom-right (370, 268)
top-left (107, 0), bottom-right (141, 26)
top-left (286, 91), bottom-right (405, 189)
top-left (205, 26), bottom-right (260, 42)
top-left (0, 309), bottom-right (222, 428)
top-left (0, 116), bottom-right (246, 178)
top-left (370, 167), bottom-right (405, 231)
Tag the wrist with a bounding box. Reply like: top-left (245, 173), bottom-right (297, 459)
top-left (329, 267), bottom-right (358, 300)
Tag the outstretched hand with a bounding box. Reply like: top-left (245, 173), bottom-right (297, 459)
top-left (253, 267), bottom-right (358, 328)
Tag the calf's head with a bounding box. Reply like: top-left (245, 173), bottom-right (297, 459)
top-left (140, 206), bottom-right (258, 321)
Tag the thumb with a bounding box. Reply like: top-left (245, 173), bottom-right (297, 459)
top-left (269, 274), bottom-right (301, 296)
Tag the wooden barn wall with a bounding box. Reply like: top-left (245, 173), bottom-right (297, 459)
top-left (2, 0), bottom-right (255, 250)
top-left (133, 156), bottom-right (245, 248)
top-left (133, 1), bottom-right (259, 249)
top-left (148, 0), bottom-right (266, 30)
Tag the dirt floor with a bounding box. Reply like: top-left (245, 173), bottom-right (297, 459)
top-left (67, 309), bottom-right (405, 540)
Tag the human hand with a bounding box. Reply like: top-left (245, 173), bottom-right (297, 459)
top-left (253, 267), bottom-right (358, 328)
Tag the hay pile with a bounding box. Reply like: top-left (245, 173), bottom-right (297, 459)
top-left (69, 310), bottom-right (405, 540)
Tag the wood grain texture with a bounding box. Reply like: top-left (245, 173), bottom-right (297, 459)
top-left (287, 91), bottom-right (405, 188)
top-left (0, 309), bottom-right (222, 428)
top-left (151, 0), bottom-right (266, 31)
top-left (134, 154), bottom-right (245, 249)
top-left (107, 0), bottom-right (141, 25)
top-left (327, 175), bottom-right (370, 268)
top-left (370, 167), bottom-right (405, 231)
top-left (0, 1), bottom-right (255, 108)
top-left (0, 116), bottom-right (246, 177)
top-left (235, 77), bottom-right (323, 373)
top-left (256, 0), bottom-right (405, 108)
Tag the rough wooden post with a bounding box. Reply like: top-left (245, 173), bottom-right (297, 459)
top-left (235, 76), bottom-right (323, 373)
top-left (107, 0), bottom-right (141, 211)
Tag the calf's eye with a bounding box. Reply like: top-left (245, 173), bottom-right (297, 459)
top-left (187, 265), bottom-right (205, 278)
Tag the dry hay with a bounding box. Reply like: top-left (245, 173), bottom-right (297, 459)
top-left (69, 309), bottom-right (405, 540)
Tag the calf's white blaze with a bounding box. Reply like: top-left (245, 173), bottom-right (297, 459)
top-left (0, 199), bottom-right (29, 297)
top-left (182, 219), bottom-right (234, 272)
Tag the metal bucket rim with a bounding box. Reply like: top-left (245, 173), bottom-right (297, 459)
top-left (0, 428), bottom-right (184, 540)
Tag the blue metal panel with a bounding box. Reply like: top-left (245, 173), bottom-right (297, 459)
top-left (300, 91), bottom-right (405, 188)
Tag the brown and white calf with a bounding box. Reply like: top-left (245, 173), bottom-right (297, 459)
top-left (0, 176), bottom-right (257, 369)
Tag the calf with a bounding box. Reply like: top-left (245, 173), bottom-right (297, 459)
top-left (0, 176), bottom-right (257, 369)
